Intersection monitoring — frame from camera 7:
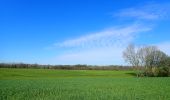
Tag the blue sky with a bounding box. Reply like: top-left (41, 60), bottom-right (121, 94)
top-left (1, 0), bottom-right (170, 65)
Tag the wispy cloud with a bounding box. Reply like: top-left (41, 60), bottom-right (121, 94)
top-left (52, 24), bottom-right (151, 65)
top-left (47, 2), bottom-right (170, 65)
top-left (115, 2), bottom-right (170, 20)
top-left (55, 24), bottom-right (150, 49)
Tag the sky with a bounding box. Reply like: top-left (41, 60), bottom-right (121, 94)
top-left (1, 0), bottom-right (170, 65)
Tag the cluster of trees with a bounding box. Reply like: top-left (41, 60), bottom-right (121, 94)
top-left (0, 63), bottom-right (133, 70)
top-left (123, 44), bottom-right (170, 77)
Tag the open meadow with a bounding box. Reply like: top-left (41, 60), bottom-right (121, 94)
top-left (1, 0), bottom-right (170, 100)
top-left (0, 68), bottom-right (170, 100)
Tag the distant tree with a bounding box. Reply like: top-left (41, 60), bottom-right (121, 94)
top-left (123, 44), bottom-right (139, 68)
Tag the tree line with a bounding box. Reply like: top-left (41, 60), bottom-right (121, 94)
top-left (0, 63), bottom-right (133, 70)
top-left (123, 44), bottom-right (170, 77)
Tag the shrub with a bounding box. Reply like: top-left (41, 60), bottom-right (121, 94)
top-left (157, 67), bottom-right (169, 77)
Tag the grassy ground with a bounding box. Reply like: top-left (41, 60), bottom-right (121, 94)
top-left (0, 68), bottom-right (170, 100)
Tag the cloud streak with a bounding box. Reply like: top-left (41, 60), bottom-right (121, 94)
top-left (55, 24), bottom-right (150, 49)
top-left (53, 24), bottom-right (151, 65)
top-left (48, 2), bottom-right (169, 65)
top-left (115, 2), bottom-right (170, 20)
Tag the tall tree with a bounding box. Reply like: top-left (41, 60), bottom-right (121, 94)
top-left (137, 46), bottom-right (167, 68)
top-left (123, 44), bottom-right (139, 68)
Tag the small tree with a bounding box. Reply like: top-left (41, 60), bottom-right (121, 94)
top-left (123, 44), bottom-right (139, 68)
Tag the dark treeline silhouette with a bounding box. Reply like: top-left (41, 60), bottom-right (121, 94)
top-left (0, 63), bottom-right (133, 70)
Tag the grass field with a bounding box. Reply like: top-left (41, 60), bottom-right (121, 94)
top-left (0, 68), bottom-right (170, 100)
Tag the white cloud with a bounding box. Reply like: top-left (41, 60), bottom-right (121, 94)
top-left (47, 2), bottom-right (170, 65)
top-left (53, 24), bottom-right (151, 65)
top-left (117, 8), bottom-right (159, 20)
top-left (115, 2), bottom-right (170, 20)
top-left (55, 24), bottom-right (150, 49)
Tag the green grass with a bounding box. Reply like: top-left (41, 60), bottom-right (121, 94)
top-left (0, 68), bottom-right (134, 79)
top-left (0, 68), bottom-right (170, 100)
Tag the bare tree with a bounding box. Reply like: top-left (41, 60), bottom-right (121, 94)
top-left (137, 46), bottom-right (167, 68)
top-left (123, 44), bottom-right (139, 68)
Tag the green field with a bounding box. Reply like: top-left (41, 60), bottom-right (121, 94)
top-left (0, 68), bottom-right (170, 100)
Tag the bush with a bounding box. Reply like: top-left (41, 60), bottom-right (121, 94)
top-left (141, 67), bottom-right (169, 77)
top-left (157, 67), bottom-right (169, 77)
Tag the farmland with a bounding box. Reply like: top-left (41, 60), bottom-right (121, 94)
top-left (0, 68), bottom-right (170, 100)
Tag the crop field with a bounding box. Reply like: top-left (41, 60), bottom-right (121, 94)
top-left (0, 68), bottom-right (170, 100)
